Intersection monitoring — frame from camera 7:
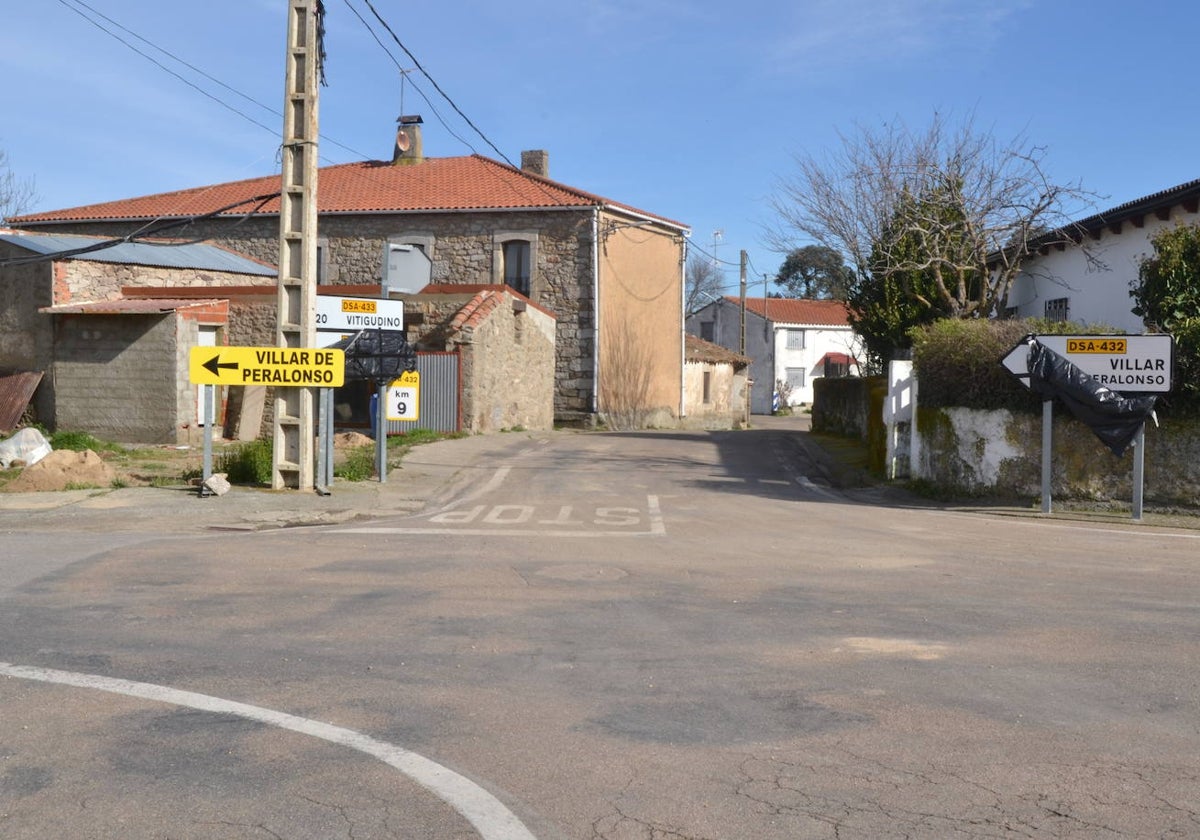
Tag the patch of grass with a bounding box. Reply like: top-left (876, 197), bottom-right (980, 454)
top-left (49, 430), bottom-right (123, 454)
top-left (215, 439), bottom-right (274, 486)
top-left (63, 481), bottom-right (102, 491)
top-left (334, 445), bottom-right (376, 481)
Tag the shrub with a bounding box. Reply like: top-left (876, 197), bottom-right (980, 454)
top-left (216, 439), bottom-right (274, 486)
top-left (910, 317), bottom-right (1117, 412)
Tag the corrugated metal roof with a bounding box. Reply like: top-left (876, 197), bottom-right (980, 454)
top-left (0, 231), bottom-right (275, 276)
top-left (0, 371), bottom-right (43, 433)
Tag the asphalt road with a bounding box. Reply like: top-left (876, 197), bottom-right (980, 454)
top-left (1, 423), bottom-right (1198, 839)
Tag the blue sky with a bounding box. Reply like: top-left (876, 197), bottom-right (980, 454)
top-left (2, 1), bottom-right (1197, 294)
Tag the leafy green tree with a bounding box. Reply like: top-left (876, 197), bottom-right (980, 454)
top-left (774, 245), bottom-right (852, 299)
top-left (1132, 223), bottom-right (1200, 407)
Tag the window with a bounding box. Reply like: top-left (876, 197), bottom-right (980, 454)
top-left (786, 367), bottom-right (806, 390)
top-left (1045, 297), bottom-right (1070, 322)
top-left (785, 329), bottom-right (806, 350)
top-left (702, 371), bottom-right (712, 405)
top-left (502, 241), bottom-right (531, 296)
top-left (699, 321), bottom-right (715, 341)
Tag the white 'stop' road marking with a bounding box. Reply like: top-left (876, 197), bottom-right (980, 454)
top-left (0, 662), bottom-right (537, 840)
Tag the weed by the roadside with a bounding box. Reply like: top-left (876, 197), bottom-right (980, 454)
top-left (216, 439), bottom-right (274, 486)
top-left (334, 445), bottom-right (376, 481)
top-left (50, 430), bottom-right (122, 454)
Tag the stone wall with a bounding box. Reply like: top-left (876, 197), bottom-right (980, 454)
top-left (40, 210), bottom-right (598, 417)
top-left (912, 406), bottom-right (1200, 506)
top-left (0, 248), bottom-right (54, 423)
top-left (458, 296), bottom-right (556, 433)
top-left (681, 361), bottom-right (748, 429)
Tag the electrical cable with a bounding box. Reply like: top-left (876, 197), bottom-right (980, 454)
top-left (54, 0), bottom-right (372, 162)
top-left (339, 0), bottom-right (478, 155)
top-left (0, 192), bottom-right (278, 267)
top-left (356, 0), bottom-right (515, 167)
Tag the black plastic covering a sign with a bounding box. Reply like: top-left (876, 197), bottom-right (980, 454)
top-left (1026, 340), bottom-right (1157, 457)
top-left (328, 329), bottom-right (417, 382)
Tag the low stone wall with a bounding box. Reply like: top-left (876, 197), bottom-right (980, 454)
top-left (815, 374), bottom-right (1200, 506)
top-left (813, 377), bottom-right (888, 473)
top-left (912, 406), bottom-right (1200, 506)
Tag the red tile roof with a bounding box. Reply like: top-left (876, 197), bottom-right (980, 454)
top-left (12, 155), bottom-right (688, 230)
top-left (730, 297), bottom-right (851, 327)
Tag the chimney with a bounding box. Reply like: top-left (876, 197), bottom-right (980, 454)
top-left (393, 115), bottom-right (424, 165)
top-left (521, 149), bottom-right (549, 178)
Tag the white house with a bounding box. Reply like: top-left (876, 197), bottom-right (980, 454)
top-left (686, 297), bottom-right (860, 412)
top-left (1005, 178), bottom-right (1200, 332)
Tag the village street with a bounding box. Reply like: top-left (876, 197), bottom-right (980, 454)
top-left (1, 422), bottom-right (1198, 839)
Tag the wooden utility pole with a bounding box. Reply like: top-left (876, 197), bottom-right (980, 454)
top-left (739, 249), bottom-right (748, 355)
top-left (274, 0), bottom-right (322, 489)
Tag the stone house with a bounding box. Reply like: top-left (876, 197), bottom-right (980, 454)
top-left (686, 297), bottom-right (860, 413)
top-left (9, 129), bottom-right (690, 428)
top-left (681, 334), bottom-right (750, 429)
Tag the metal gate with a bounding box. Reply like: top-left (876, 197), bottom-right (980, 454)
top-left (383, 351), bottom-right (459, 434)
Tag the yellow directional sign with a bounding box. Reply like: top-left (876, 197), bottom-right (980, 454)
top-left (189, 346), bottom-right (344, 387)
top-left (386, 370), bottom-right (420, 421)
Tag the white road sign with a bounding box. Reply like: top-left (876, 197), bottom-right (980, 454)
top-left (1002, 334), bottom-right (1174, 393)
top-left (316, 295), bottom-right (404, 333)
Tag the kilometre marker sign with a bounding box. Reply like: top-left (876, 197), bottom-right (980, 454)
top-left (189, 346), bottom-right (345, 387)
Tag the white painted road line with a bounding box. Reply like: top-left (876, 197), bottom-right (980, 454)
top-left (0, 661), bottom-right (538, 840)
top-left (331, 495), bottom-right (667, 538)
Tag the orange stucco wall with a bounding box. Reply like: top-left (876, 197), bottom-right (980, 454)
top-left (595, 212), bottom-right (684, 426)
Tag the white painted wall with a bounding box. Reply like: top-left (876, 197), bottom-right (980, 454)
top-left (772, 324), bottom-right (860, 405)
top-left (1007, 205), bottom-right (1199, 333)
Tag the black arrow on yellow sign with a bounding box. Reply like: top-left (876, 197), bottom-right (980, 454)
top-left (202, 354), bottom-right (240, 377)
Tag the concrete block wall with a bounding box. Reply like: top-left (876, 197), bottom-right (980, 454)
top-left (54, 314), bottom-right (180, 443)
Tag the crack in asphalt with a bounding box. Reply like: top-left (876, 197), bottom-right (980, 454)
top-left (729, 752), bottom-right (1200, 838)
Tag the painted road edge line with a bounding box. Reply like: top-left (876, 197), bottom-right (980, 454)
top-left (0, 661), bottom-right (537, 840)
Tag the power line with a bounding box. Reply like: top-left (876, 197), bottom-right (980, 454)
top-left (54, 0), bottom-right (372, 162)
top-left (685, 235), bottom-right (742, 269)
top-left (356, 0), bottom-right (516, 167)
top-left (0, 192), bottom-right (279, 268)
top-left (339, 0), bottom-right (478, 154)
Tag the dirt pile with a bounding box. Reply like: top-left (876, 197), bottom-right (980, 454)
top-left (6, 449), bottom-right (117, 493)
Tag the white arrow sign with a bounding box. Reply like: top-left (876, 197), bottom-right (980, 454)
top-left (1002, 334), bottom-right (1174, 394)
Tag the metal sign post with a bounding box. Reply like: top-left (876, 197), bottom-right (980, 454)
top-left (1040, 399), bottom-right (1052, 514)
top-left (200, 384), bottom-right (215, 498)
top-left (376, 382), bottom-right (388, 483)
top-left (1002, 334), bottom-right (1171, 521)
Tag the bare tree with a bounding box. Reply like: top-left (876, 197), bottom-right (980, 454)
top-left (685, 250), bottom-right (725, 314)
top-left (0, 149), bottom-right (37, 222)
top-left (767, 114), bottom-right (1096, 320)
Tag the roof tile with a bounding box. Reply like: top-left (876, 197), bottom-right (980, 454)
top-left (12, 155), bottom-right (688, 230)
